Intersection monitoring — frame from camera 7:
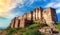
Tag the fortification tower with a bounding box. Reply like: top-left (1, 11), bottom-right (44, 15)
top-left (43, 7), bottom-right (58, 28)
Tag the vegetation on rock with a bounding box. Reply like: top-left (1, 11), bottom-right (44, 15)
top-left (56, 22), bottom-right (60, 30)
top-left (0, 22), bottom-right (48, 35)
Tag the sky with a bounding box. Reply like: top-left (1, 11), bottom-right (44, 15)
top-left (0, 0), bottom-right (60, 28)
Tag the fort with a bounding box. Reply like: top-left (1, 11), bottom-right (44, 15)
top-left (9, 7), bottom-right (58, 28)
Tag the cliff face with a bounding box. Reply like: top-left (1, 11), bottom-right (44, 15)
top-left (9, 7), bottom-right (58, 28)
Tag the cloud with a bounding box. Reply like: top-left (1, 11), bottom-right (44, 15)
top-left (0, 0), bottom-right (60, 18)
top-left (56, 9), bottom-right (60, 13)
top-left (2, 12), bottom-right (20, 18)
top-left (18, 0), bottom-right (35, 8)
top-left (18, 0), bottom-right (43, 8)
top-left (50, 0), bottom-right (60, 2)
top-left (0, 0), bottom-right (38, 18)
top-left (0, 0), bottom-right (46, 18)
top-left (0, 16), bottom-right (7, 19)
top-left (45, 2), bottom-right (54, 8)
top-left (2, 0), bottom-right (43, 18)
top-left (45, 2), bottom-right (60, 13)
top-left (0, 0), bottom-right (25, 17)
top-left (45, 2), bottom-right (60, 8)
top-left (53, 3), bottom-right (60, 8)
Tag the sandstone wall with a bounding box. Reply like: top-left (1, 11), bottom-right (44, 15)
top-left (9, 7), bottom-right (58, 28)
top-left (43, 8), bottom-right (58, 28)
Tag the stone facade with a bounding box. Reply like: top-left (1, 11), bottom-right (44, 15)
top-left (9, 7), bottom-right (58, 28)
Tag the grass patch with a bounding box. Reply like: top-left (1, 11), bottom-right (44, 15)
top-left (23, 29), bottom-right (43, 35)
top-left (26, 23), bottom-right (48, 29)
top-left (56, 22), bottom-right (60, 30)
top-left (1, 22), bottom-right (48, 35)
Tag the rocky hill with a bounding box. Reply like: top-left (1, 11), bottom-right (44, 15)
top-left (0, 22), bottom-right (60, 35)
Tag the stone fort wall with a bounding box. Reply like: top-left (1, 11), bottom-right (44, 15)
top-left (9, 7), bottom-right (58, 28)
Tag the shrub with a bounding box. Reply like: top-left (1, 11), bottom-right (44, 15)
top-left (26, 23), bottom-right (48, 29)
top-left (6, 22), bottom-right (47, 35)
top-left (23, 29), bottom-right (43, 35)
top-left (6, 28), bottom-right (19, 35)
top-left (56, 22), bottom-right (60, 30)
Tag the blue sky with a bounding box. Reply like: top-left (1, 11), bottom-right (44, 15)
top-left (0, 0), bottom-right (60, 28)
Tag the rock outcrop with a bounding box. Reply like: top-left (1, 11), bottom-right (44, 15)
top-left (9, 7), bottom-right (58, 28)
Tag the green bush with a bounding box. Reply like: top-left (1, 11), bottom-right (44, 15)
top-left (23, 29), bottom-right (43, 35)
top-left (6, 28), bottom-right (44, 35)
top-left (6, 28), bottom-right (19, 35)
top-left (5, 22), bottom-right (47, 35)
top-left (26, 23), bottom-right (48, 29)
top-left (56, 22), bottom-right (60, 30)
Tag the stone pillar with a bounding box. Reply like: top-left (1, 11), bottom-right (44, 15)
top-left (38, 8), bottom-right (40, 20)
top-left (35, 8), bottom-right (38, 20)
top-left (10, 18), bottom-right (16, 28)
top-left (10, 20), bottom-right (14, 28)
top-left (31, 11), bottom-right (33, 20)
top-left (20, 19), bottom-right (25, 28)
top-left (23, 13), bottom-right (27, 20)
top-left (18, 16), bottom-right (25, 28)
top-left (23, 15), bottom-right (26, 20)
top-left (15, 18), bottom-right (19, 28)
top-left (27, 12), bottom-right (31, 20)
top-left (18, 20), bottom-right (20, 28)
top-left (38, 7), bottom-right (43, 21)
top-left (33, 9), bottom-right (36, 21)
